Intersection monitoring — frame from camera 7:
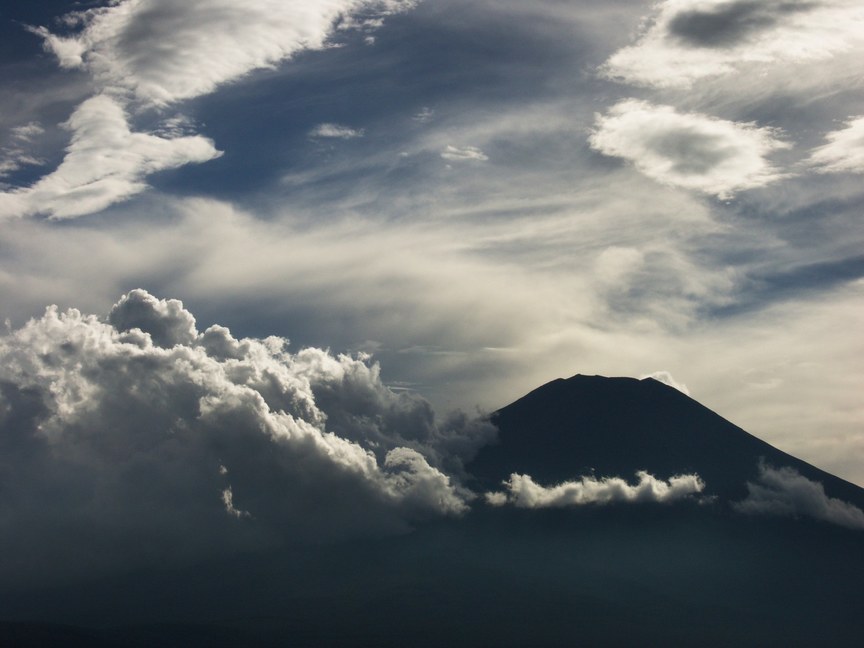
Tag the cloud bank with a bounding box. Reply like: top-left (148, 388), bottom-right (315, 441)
top-left (601, 0), bottom-right (864, 88)
top-left (734, 464), bottom-right (864, 529)
top-left (589, 100), bottom-right (788, 198)
top-left (485, 471), bottom-right (705, 508)
top-left (0, 289), bottom-right (493, 585)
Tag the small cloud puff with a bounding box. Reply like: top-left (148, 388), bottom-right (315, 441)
top-left (0, 290), bottom-right (491, 586)
top-left (601, 0), bottom-right (864, 88)
top-left (807, 116), bottom-right (864, 174)
top-left (589, 99), bottom-right (789, 198)
top-left (485, 471), bottom-right (705, 508)
top-left (309, 123), bottom-right (365, 139)
top-left (641, 371), bottom-right (690, 396)
top-left (734, 463), bottom-right (864, 530)
top-left (441, 145), bottom-right (489, 162)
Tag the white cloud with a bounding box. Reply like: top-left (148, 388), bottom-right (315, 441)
top-left (0, 289), bottom-right (483, 585)
top-left (0, 95), bottom-right (221, 219)
top-left (0, 122), bottom-right (46, 178)
top-left (441, 144), bottom-right (489, 162)
top-left (309, 123), bottom-right (365, 139)
top-left (601, 0), bottom-right (864, 88)
top-left (12, 0), bottom-right (415, 218)
top-left (734, 464), bottom-right (864, 529)
top-left (485, 471), bottom-right (705, 508)
top-left (589, 100), bottom-right (789, 198)
top-left (33, 0), bottom-right (416, 107)
top-left (641, 371), bottom-right (690, 396)
top-left (807, 116), bottom-right (864, 174)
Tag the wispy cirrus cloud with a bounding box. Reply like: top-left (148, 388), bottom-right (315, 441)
top-left (589, 100), bottom-right (789, 198)
top-left (0, 95), bottom-right (221, 219)
top-left (441, 144), bottom-right (489, 162)
top-left (32, 0), bottom-right (417, 107)
top-left (309, 123), bottom-right (365, 139)
top-left (3, 0), bottom-right (417, 218)
top-left (807, 116), bottom-right (864, 174)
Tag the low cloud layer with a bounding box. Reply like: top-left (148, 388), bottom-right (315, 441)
top-left (734, 464), bottom-right (864, 529)
top-left (0, 96), bottom-right (221, 219)
top-left (601, 0), bottom-right (864, 88)
top-left (589, 100), bottom-right (788, 198)
top-left (0, 290), bottom-right (493, 585)
top-left (485, 471), bottom-right (705, 508)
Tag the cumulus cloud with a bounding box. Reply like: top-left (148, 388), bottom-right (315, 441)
top-left (485, 471), bottom-right (705, 508)
top-left (589, 100), bottom-right (789, 198)
top-left (601, 0), bottom-right (864, 88)
top-left (33, 0), bottom-right (416, 107)
top-left (0, 290), bottom-right (489, 586)
top-left (734, 464), bottom-right (864, 529)
top-left (441, 145), bottom-right (489, 162)
top-left (807, 116), bottom-right (864, 174)
top-left (309, 123), bottom-right (365, 139)
top-left (641, 371), bottom-right (690, 396)
top-left (0, 95), bottom-right (221, 219)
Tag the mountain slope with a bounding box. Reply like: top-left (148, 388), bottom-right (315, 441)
top-left (469, 374), bottom-right (863, 505)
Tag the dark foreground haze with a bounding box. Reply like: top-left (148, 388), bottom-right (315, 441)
top-left (2, 374), bottom-right (862, 647)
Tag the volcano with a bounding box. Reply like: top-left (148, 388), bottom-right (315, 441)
top-left (470, 374), bottom-right (864, 505)
top-left (2, 375), bottom-right (862, 647)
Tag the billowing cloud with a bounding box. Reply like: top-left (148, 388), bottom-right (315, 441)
top-left (0, 95), bottom-right (221, 219)
top-left (33, 0), bottom-right (417, 106)
top-left (589, 100), bottom-right (789, 198)
top-left (807, 116), bottom-right (864, 174)
top-left (485, 471), bottom-right (705, 508)
top-left (601, 0), bottom-right (864, 88)
top-left (441, 145), bottom-right (489, 162)
top-left (0, 290), bottom-right (490, 586)
top-left (309, 123), bottom-right (365, 139)
top-left (734, 464), bottom-right (864, 529)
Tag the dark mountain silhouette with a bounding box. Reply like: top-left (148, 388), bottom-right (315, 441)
top-left (2, 374), bottom-right (862, 647)
top-left (470, 374), bottom-right (864, 505)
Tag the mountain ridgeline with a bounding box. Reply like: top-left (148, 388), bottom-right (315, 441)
top-left (470, 374), bottom-right (863, 506)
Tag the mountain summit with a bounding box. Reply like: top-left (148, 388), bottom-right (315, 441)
top-left (470, 374), bottom-right (863, 506)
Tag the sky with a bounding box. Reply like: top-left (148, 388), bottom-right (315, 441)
top-left (0, 0), bottom-right (862, 520)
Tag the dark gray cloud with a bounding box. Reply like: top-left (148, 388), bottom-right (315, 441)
top-left (734, 463), bottom-right (864, 529)
top-left (668, 1), bottom-right (816, 49)
top-left (0, 290), bottom-right (488, 587)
